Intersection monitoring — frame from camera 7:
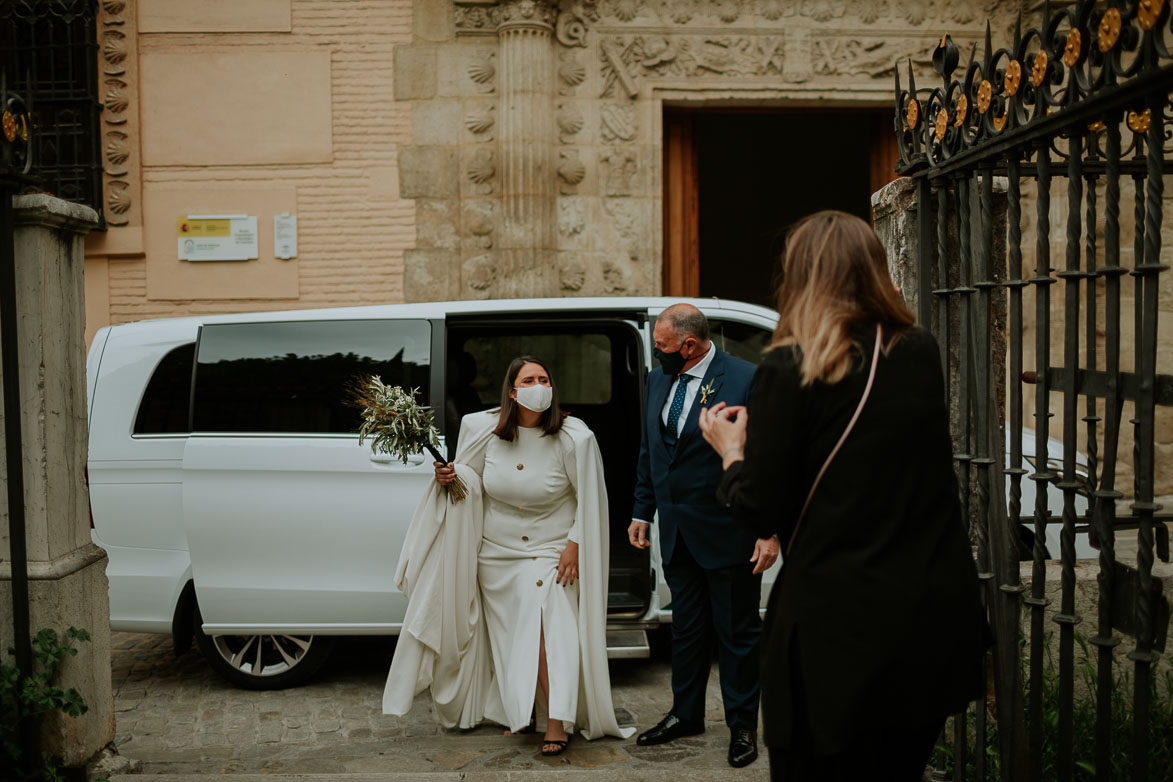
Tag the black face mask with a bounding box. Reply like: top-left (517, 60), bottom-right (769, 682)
top-left (654, 346), bottom-right (687, 376)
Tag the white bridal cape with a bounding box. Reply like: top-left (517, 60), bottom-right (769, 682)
top-left (382, 411), bottom-right (635, 740)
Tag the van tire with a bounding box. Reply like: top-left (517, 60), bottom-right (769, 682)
top-left (192, 604), bottom-right (335, 689)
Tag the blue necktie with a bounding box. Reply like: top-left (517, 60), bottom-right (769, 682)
top-left (666, 375), bottom-right (692, 436)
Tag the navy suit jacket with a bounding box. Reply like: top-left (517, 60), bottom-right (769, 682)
top-left (633, 348), bottom-right (759, 570)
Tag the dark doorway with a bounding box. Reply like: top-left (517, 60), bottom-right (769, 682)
top-left (664, 110), bottom-right (896, 308)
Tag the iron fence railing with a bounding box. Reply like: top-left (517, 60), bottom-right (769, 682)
top-left (894, 2), bottom-right (1172, 781)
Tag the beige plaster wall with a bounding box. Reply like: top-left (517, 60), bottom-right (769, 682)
top-left (85, 0), bottom-right (416, 331)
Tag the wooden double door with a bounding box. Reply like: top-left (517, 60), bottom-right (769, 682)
top-left (662, 109), bottom-right (899, 307)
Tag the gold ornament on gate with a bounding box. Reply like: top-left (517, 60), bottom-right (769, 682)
top-left (935, 108), bottom-right (948, 141)
top-left (1088, 120), bottom-right (1105, 132)
top-left (906, 98), bottom-right (920, 129)
top-left (1004, 60), bottom-right (1022, 96)
top-left (1063, 28), bottom-right (1082, 67)
top-left (1, 111), bottom-right (16, 143)
top-left (1138, 0), bottom-right (1165, 31)
top-left (954, 95), bottom-right (969, 127)
top-left (1098, 8), bottom-right (1122, 52)
top-left (977, 80), bottom-right (992, 114)
top-left (993, 107), bottom-right (1008, 132)
top-left (1127, 109), bottom-right (1152, 133)
top-left (1032, 51), bottom-right (1049, 87)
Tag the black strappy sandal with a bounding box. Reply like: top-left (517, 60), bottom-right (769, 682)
top-left (541, 738), bottom-right (569, 756)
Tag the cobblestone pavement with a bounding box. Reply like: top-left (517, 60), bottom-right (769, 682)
top-left (109, 631), bottom-right (769, 779)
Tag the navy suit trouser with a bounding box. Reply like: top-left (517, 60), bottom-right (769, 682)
top-left (663, 531), bottom-right (762, 730)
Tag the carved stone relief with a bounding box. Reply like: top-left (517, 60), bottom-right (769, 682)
top-left (559, 256), bottom-right (586, 291)
top-left (558, 55), bottom-right (588, 95)
top-left (462, 253), bottom-right (498, 297)
top-left (465, 104), bottom-right (496, 141)
top-left (467, 148), bottom-right (497, 194)
top-left (468, 52), bottom-right (497, 93)
top-left (600, 149), bottom-right (637, 196)
top-left (600, 103), bottom-right (635, 142)
top-left (98, 0), bottom-right (138, 229)
top-left (603, 198), bottom-right (640, 245)
top-left (557, 149), bottom-right (586, 194)
top-left (556, 102), bottom-right (584, 143)
top-left (602, 252), bottom-right (633, 293)
top-left (462, 200), bottom-right (496, 249)
top-left (557, 197), bottom-right (585, 239)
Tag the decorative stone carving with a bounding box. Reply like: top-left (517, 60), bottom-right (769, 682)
top-left (558, 198), bottom-right (585, 238)
top-left (600, 39), bottom-right (640, 98)
top-left (465, 105), bottom-right (496, 140)
top-left (813, 39), bottom-right (887, 77)
top-left (467, 148), bottom-right (496, 194)
top-left (462, 201), bottom-right (496, 249)
top-left (557, 150), bottom-right (586, 194)
top-left (800, 0), bottom-right (845, 22)
top-left (559, 257), bottom-right (586, 291)
top-left (468, 52), bottom-right (497, 92)
top-left (497, 0), bottom-right (558, 30)
top-left (600, 149), bottom-right (637, 196)
top-left (600, 103), bottom-right (636, 142)
top-left (603, 198), bottom-right (640, 244)
top-left (558, 55), bottom-right (587, 94)
top-left (605, 0), bottom-right (640, 22)
top-left (556, 11), bottom-right (588, 47)
top-left (454, 5), bottom-right (497, 35)
top-left (462, 253), bottom-right (498, 296)
top-left (556, 103), bottom-right (584, 142)
top-left (712, 0), bottom-right (742, 24)
top-left (602, 253), bottom-right (632, 293)
top-left (902, 0), bottom-right (927, 25)
top-left (860, 1), bottom-right (885, 24)
top-left (665, 0), bottom-right (697, 23)
top-left (99, 1), bottom-right (138, 228)
top-left (758, 0), bottom-right (785, 21)
top-left (104, 132), bottom-right (129, 175)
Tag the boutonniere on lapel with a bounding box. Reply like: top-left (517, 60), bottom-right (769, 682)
top-left (698, 378), bottom-right (717, 406)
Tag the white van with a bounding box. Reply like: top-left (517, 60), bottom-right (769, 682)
top-left (86, 297), bottom-right (782, 689)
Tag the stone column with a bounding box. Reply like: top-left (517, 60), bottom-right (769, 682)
top-left (0, 195), bottom-right (114, 767)
top-left (495, 0), bottom-right (557, 297)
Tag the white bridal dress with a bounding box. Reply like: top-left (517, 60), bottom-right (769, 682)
top-left (382, 410), bottom-right (634, 741)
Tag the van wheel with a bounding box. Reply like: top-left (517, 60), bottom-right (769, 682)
top-left (192, 605), bottom-right (335, 689)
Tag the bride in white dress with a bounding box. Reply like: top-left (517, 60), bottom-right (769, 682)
top-left (382, 356), bottom-right (635, 754)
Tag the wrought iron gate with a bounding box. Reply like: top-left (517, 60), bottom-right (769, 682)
top-left (895, 3), bottom-right (1172, 781)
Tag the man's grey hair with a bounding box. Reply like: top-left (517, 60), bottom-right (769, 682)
top-left (661, 304), bottom-right (710, 342)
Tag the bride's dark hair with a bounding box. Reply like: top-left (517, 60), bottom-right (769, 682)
top-left (492, 355), bottom-right (568, 441)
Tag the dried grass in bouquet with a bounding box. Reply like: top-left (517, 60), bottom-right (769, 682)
top-left (353, 376), bottom-right (468, 503)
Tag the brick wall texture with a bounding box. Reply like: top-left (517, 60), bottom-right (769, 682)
top-left (103, 0), bottom-right (415, 324)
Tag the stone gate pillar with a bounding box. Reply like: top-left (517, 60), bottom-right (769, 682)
top-left (495, 0), bottom-right (557, 297)
top-left (0, 195), bottom-right (114, 767)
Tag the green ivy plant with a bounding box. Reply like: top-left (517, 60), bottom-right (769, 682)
top-left (1, 626), bottom-right (106, 782)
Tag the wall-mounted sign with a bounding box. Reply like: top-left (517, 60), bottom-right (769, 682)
top-left (274, 213), bottom-right (298, 259)
top-left (177, 214), bottom-right (258, 261)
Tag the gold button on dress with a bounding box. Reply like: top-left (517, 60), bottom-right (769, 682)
top-left (536, 579), bottom-right (543, 587)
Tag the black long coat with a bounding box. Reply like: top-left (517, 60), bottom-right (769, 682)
top-left (717, 326), bottom-right (989, 755)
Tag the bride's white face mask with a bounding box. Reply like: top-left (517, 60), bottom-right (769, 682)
top-left (514, 384), bottom-right (553, 413)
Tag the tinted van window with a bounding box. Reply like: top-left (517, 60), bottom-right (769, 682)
top-left (193, 320), bottom-right (430, 434)
top-left (134, 342), bottom-right (195, 434)
top-left (710, 319), bottom-right (771, 365)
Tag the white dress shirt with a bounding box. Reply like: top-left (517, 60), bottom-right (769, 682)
top-left (661, 344), bottom-right (716, 437)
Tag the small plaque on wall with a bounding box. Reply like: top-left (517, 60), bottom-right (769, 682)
top-left (177, 214), bottom-right (259, 261)
top-left (274, 213), bottom-right (298, 259)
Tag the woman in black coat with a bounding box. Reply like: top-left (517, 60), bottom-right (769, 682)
top-left (699, 211), bottom-right (989, 781)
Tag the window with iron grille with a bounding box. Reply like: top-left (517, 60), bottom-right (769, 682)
top-left (0, 0), bottom-right (103, 224)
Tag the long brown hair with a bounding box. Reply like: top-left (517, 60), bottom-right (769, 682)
top-left (492, 355), bottom-right (568, 441)
top-left (769, 210), bottom-right (915, 385)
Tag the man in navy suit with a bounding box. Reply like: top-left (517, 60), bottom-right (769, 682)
top-left (628, 303), bottom-right (779, 768)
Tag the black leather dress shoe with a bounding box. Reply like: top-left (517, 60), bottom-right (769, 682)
top-left (728, 727), bottom-right (758, 768)
top-left (635, 713), bottom-right (704, 746)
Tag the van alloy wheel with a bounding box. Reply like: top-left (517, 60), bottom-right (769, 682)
top-left (211, 633), bottom-right (313, 678)
top-left (192, 605), bottom-right (335, 689)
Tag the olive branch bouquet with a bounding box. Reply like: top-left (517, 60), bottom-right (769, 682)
top-left (353, 376), bottom-right (468, 503)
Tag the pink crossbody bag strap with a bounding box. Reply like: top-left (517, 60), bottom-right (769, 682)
top-left (785, 323), bottom-right (883, 558)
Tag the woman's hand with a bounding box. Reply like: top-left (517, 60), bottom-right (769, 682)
top-left (434, 461), bottom-right (457, 485)
top-left (698, 402), bottom-right (748, 468)
top-left (557, 541), bottom-right (579, 586)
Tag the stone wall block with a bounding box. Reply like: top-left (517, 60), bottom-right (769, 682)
top-left (399, 147), bottom-right (459, 198)
top-left (0, 194), bottom-right (114, 767)
top-left (416, 199), bottom-right (460, 250)
top-left (412, 100), bottom-right (463, 146)
top-left (403, 248), bottom-right (459, 302)
top-left (393, 46), bottom-right (437, 100)
top-left (414, 0), bottom-right (454, 42)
